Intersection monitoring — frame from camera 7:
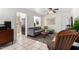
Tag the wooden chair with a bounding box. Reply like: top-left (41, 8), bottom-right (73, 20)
top-left (47, 30), bottom-right (79, 50)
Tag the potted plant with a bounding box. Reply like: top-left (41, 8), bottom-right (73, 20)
top-left (44, 26), bottom-right (48, 32)
top-left (48, 29), bottom-right (55, 34)
top-left (73, 19), bottom-right (79, 32)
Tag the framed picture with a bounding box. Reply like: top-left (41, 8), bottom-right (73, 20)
top-left (34, 16), bottom-right (41, 27)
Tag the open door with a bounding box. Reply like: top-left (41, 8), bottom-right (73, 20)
top-left (16, 12), bottom-right (27, 41)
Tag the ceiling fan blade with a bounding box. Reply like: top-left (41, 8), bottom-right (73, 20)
top-left (49, 8), bottom-right (52, 10)
top-left (48, 8), bottom-right (58, 13)
top-left (54, 8), bottom-right (59, 10)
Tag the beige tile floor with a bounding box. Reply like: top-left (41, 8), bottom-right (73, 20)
top-left (1, 35), bottom-right (48, 50)
top-left (0, 35), bottom-right (79, 50)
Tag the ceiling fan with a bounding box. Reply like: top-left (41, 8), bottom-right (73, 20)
top-left (48, 8), bottom-right (59, 13)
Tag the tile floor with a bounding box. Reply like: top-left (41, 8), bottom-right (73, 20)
top-left (0, 35), bottom-right (49, 50)
top-left (1, 34), bottom-right (79, 50)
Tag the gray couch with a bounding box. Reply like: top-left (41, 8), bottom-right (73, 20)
top-left (28, 27), bottom-right (44, 36)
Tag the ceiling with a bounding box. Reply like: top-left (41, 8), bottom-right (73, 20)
top-left (27, 8), bottom-right (73, 16)
top-left (27, 8), bottom-right (48, 15)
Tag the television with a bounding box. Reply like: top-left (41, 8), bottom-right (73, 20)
top-left (4, 21), bottom-right (11, 29)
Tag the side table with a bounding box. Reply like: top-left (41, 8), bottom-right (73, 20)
top-left (41, 32), bottom-right (49, 38)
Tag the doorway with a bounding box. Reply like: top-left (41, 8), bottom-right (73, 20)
top-left (16, 12), bottom-right (27, 40)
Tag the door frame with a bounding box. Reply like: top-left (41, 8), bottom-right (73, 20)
top-left (16, 12), bottom-right (27, 40)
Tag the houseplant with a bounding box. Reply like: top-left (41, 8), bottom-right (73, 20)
top-left (73, 19), bottom-right (79, 32)
top-left (48, 29), bottom-right (55, 34)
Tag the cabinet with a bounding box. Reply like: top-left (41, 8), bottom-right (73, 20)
top-left (0, 29), bottom-right (14, 46)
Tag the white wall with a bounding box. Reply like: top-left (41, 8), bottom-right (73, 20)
top-left (0, 8), bottom-right (41, 28)
top-left (41, 8), bottom-right (73, 32)
top-left (0, 8), bottom-right (41, 40)
top-left (73, 8), bottom-right (79, 18)
top-left (73, 8), bottom-right (79, 23)
top-left (0, 8), bottom-right (74, 37)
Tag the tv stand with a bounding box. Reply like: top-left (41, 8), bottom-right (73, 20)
top-left (0, 29), bottom-right (14, 46)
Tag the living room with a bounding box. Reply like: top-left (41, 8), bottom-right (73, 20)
top-left (1, 0), bottom-right (79, 59)
top-left (0, 8), bottom-right (79, 50)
